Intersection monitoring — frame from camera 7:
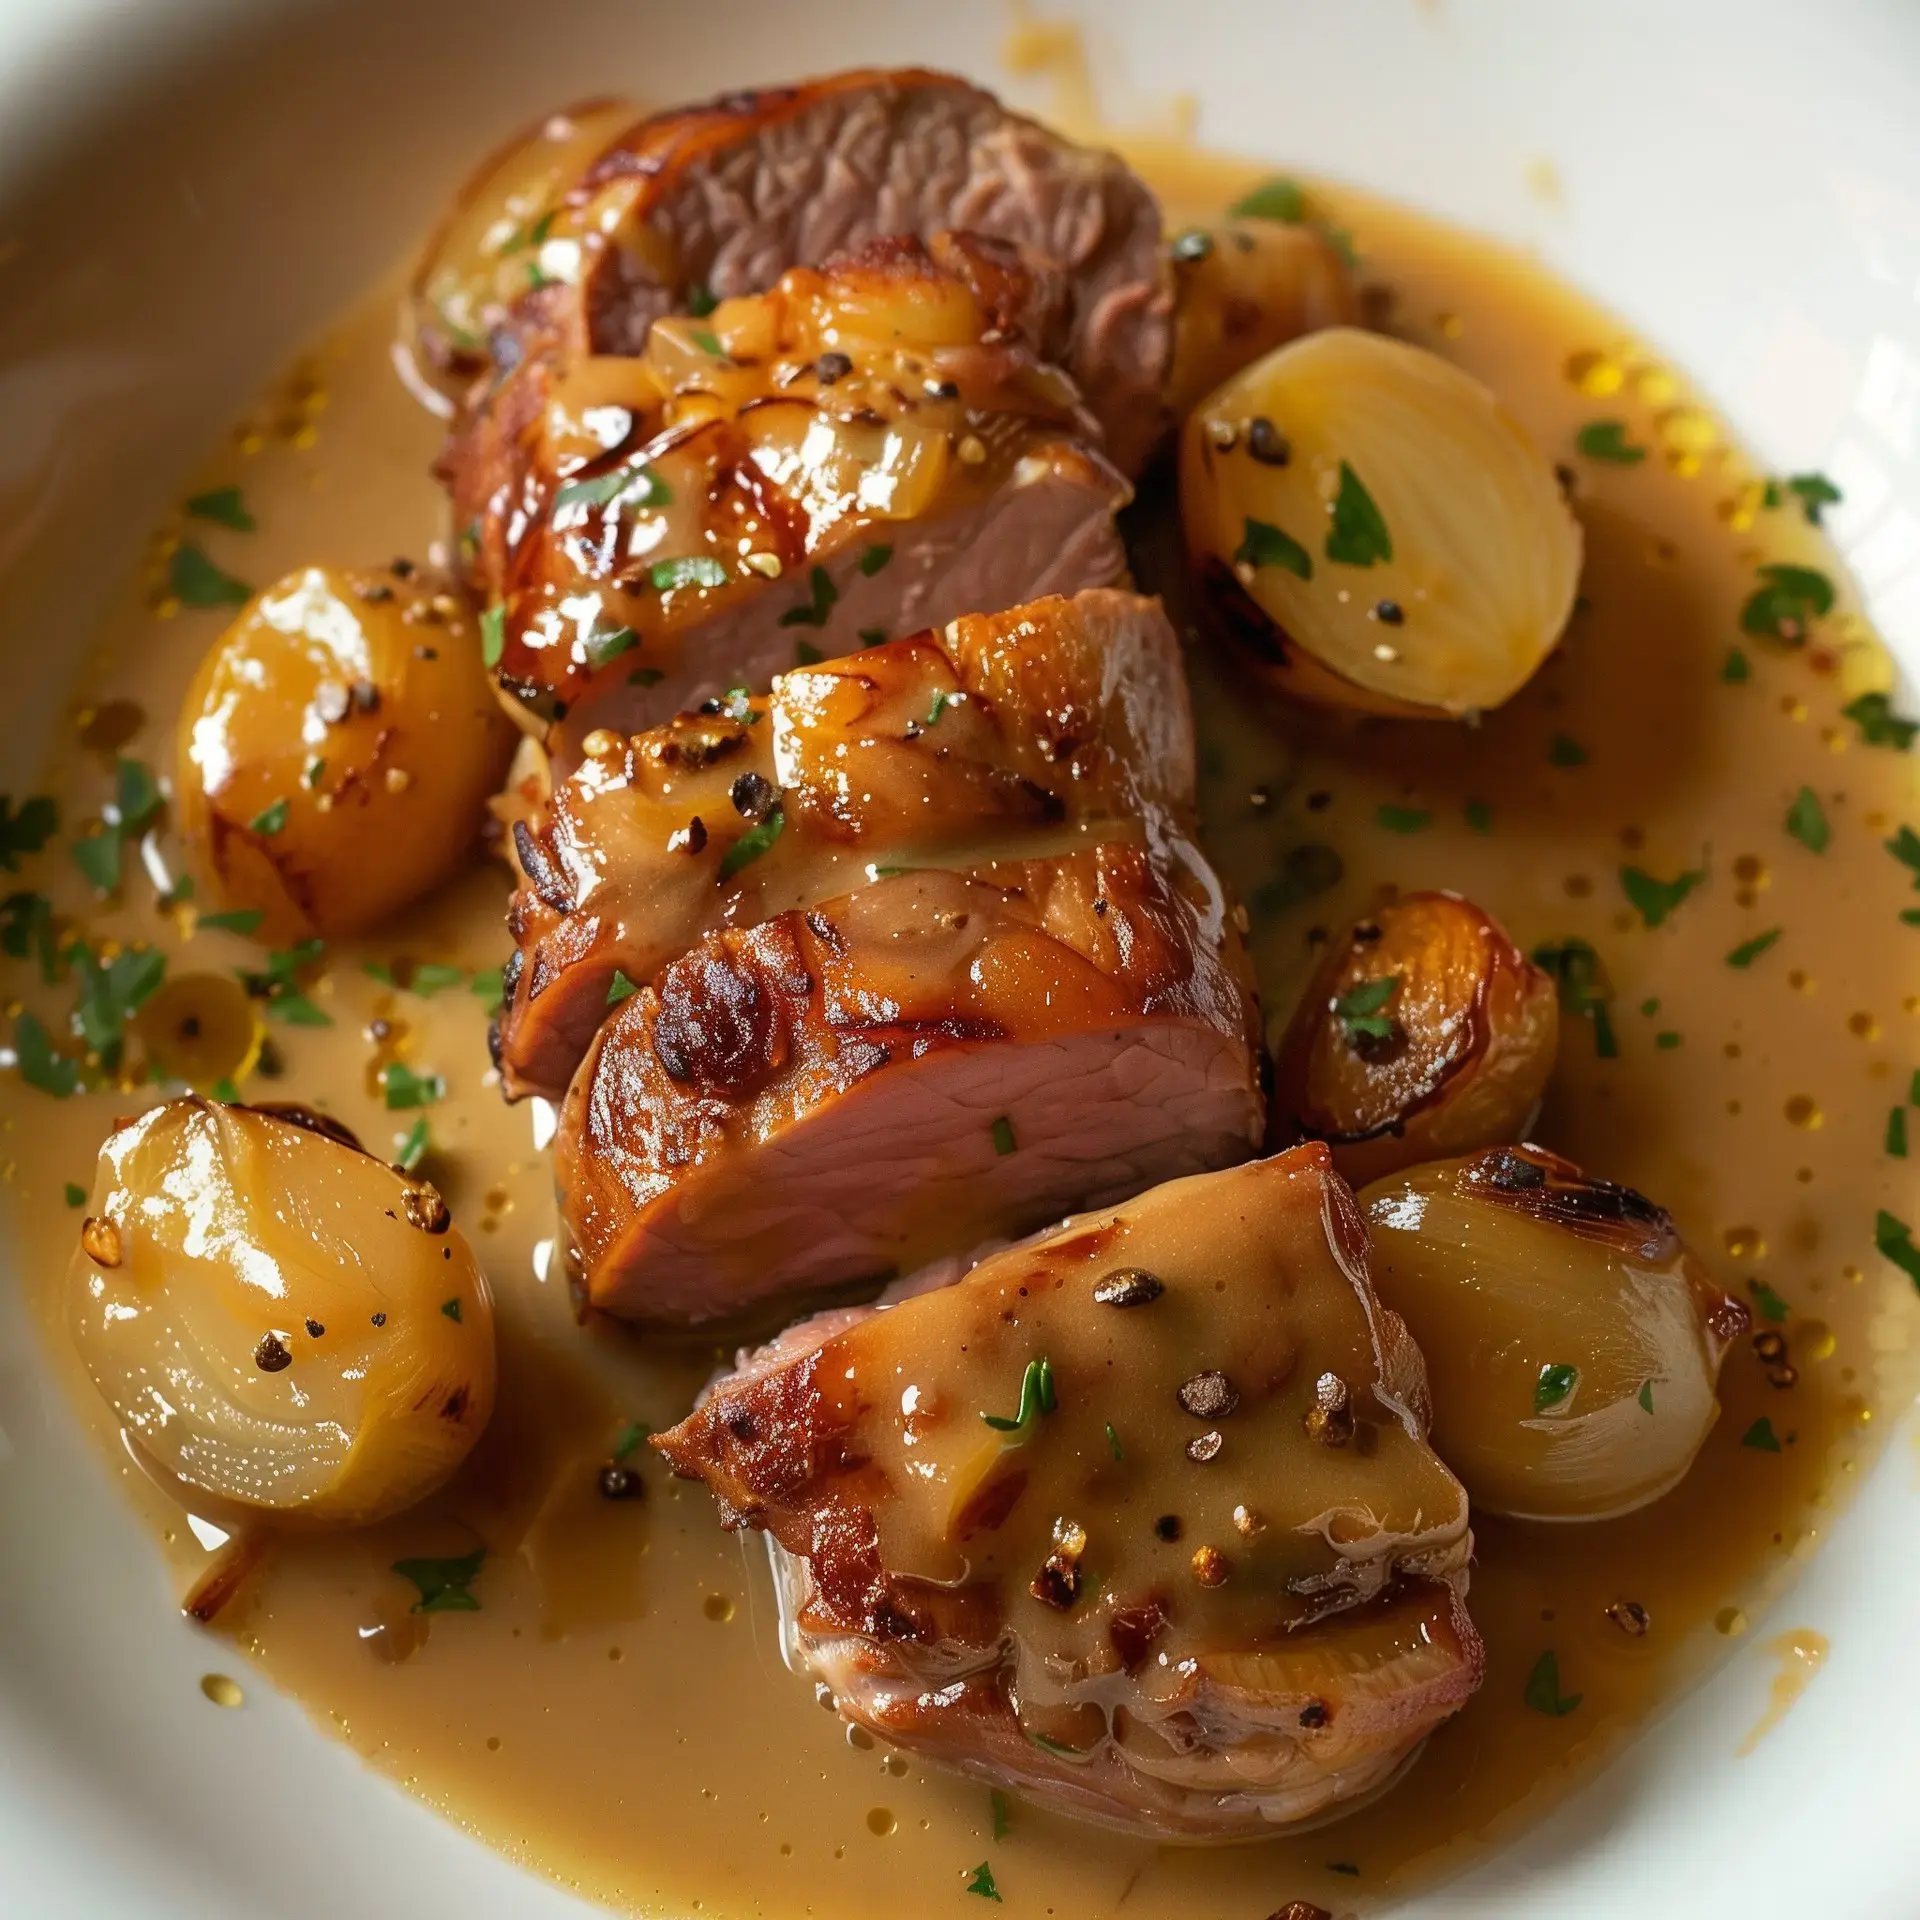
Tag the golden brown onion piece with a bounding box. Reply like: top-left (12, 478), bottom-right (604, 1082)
top-left (67, 1099), bottom-right (495, 1525)
top-left (1180, 327), bottom-right (1581, 717)
top-left (1164, 218), bottom-right (1358, 421)
top-left (1272, 891), bottom-right (1558, 1186)
top-left (1361, 1145), bottom-right (1749, 1520)
top-left (177, 564), bottom-right (516, 941)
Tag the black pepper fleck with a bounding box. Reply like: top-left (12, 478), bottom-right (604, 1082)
top-left (815, 351), bottom-right (853, 385)
top-left (598, 1465), bottom-right (645, 1502)
top-left (304, 1317), bottom-right (325, 1338)
top-left (1093, 1267), bottom-right (1165, 1309)
top-left (1153, 1514), bottom-right (1183, 1542)
top-left (729, 770), bottom-right (776, 821)
top-left (254, 1332), bottom-right (292, 1373)
top-left (1372, 599), bottom-right (1405, 626)
top-left (1246, 417), bottom-right (1291, 466)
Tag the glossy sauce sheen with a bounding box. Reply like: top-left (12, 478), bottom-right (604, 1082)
top-left (5, 138), bottom-right (1919, 1917)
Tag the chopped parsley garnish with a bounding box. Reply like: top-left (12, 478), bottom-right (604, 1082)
top-left (1548, 733), bottom-right (1588, 768)
top-left (1725, 928), bottom-right (1782, 968)
top-left (858, 544), bottom-right (893, 577)
top-left (1655, 1030), bottom-right (1682, 1050)
top-left (1328, 1863), bottom-right (1361, 1877)
top-left (72, 943), bottom-right (167, 1066)
top-left (857, 627), bottom-right (888, 647)
top-left (582, 626), bottom-right (639, 672)
top-left (1324, 461), bottom-right (1392, 566)
top-left (13, 1011), bottom-right (77, 1097)
top-left (1783, 471), bottom-right (1842, 525)
top-left (990, 1115), bottom-right (1017, 1157)
top-left (0, 795), bottom-right (57, 871)
top-left (380, 1060), bottom-right (445, 1110)
top-left (392, 1546), bottom-right (485, 1614)
top-left (63, 1181), bottom-right (87, 1208)
top-left (794, 640), bottom-right (823, 666)
top-left (925, 690), bottom-right (952, 728)
top-left (1333, 974), bottom-right (1398, 1042)
top-left (408, 963), bottom-right (467, 996)
top-left (1533, 1363), bottom-right (1578, 1413)
top-left (480, 604), bottom-right (505, 668)
top-left (1720, 646), bottom-right (1751, 684)
top-left (169, 544), bottom-right (252, 608)
top-left (1230, 176), bottom-right (1307, 222)
top-left (1523, 1649), bottom-right (1582, 1716)
top-left (981, 1357), bottom-right (1056, 1433)
top-left (70, 831), bottom-right (123, 894)
top-left (184, 486), bottom-right (256, 532)
top-left (688, 327), bottom-right (725, 358)
top-left (1887, 1107), bottom-right (1908, 1158)
top-left (1889, 825), bottom-right (1920, 886)
top-left (1533, 938), bottom-right (1618, 1059)
top-left (717, 804), bottom-right (785, 880)
top-left (1375, 804), bottom-right (1431, 834)
top-left (650, 555), bottom-right (728, 592)
top-left (612, 1421), bottom-right (651, 1461)
top-left (1574, 420), bottom-right (1645, 464)
top-left (777, 564), bottom-right (838, 629)
top-left (1465, 799), bottom-right (1493, 834)
top-left (249, 799), bottom-right (289, 837)
top-left (627, 666), bottom-right (664, 688)
top-left (1620, 864), bottom-right (1705, 928)
top-left (1785, 785), bottom-right (1829, 852)
top-left (552, 463), bottom-right (669, 515)
top-left (1105, 1422), bottom-right (1123, 1461)
top-left (1875, 1210), bottom-right (1920, 1290)
top-left (1638, 1379), bottom-right (1655, 1414)
top-left (440, 1297), bottom-right (462, 1322)
top-left (963, 1861), bottom-right (1003, 1902)
top-left (606, 969), bottom-right (639, 1006)
top-left (395, 1117), bottom-right (430, 1173)
top-left (685, 282), bottom-right (718, 318)
top-left (990, 1789), bottom-right (1010, 1840)
top-left (267, 993), bottom-right (330, 1027)
top-left (1741, 1416), bottom-right (1782, 1453)
top-left (471, 965), bottom-right (505, 1011)
top-left (1748, 1278), bottom-right (1790, 1324)
top-left (1842, 691), bottom-right (1917, 751)
top-left (1233, 516), bottom-right (1312, 578)
top-left (115, 758), bottom-right (162, 833)
top-left (303, 758), bottom-right (326, 790)
top-left (1, 891), bottom-right (58, 980)
top-left (1739, 562), bottom-right (1833, 643)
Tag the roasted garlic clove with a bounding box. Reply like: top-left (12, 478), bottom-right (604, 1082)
top-left (1180, 327), bottom-right (1582, 717)
top-left (1272, 892), bottom-right (1558, 1186)
top-left (1165, 219), bottom-right (1358, 422)
top-left (68, 1099), bottom-right (495, 1525)
top-left (177, 564), bottom-right (516, 940)
top-left (1360, 1145), bottom-right (1749, 1521)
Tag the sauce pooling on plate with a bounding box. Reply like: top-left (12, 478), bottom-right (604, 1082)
top-left (4, 130), bottom-right (1918, 1917)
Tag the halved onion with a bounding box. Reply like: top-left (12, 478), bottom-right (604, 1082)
top-left (1180, 327), bottom-right (1582, 717)
top-left (68, 1099), bottom-right (495, 1526)
top-left (1272, 891), bottom-right (1558, 1185)
top-left (1360, 1145), bottom-right (1749, 1520)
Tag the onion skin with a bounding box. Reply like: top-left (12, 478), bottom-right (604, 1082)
top-left (67, 1099), bottom-right (495, 1527)
top-left (176, 564), bottom-right (516, 942)
top-left (1180, 327), bottom-right (1582, 718)
top-left (1361, 1145), bottom-right (1750, 1521)
top-left (1272, 892), bottom-right (1559, 1187)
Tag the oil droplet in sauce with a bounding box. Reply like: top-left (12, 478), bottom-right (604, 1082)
top-left (865, 1808), bottom-right (897, 1838)
top-left (703, 1593), bottom-right (736, 1623)
top-left (1737, 1629), bottom-right (1829, 1755)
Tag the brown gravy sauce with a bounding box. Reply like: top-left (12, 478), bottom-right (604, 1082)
top-left (6, 138), bottom-right (1919, 1917)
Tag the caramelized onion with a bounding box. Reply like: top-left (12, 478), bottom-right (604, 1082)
top-left (68, 1100), bottom-right (495, 1525)
top-left (1360, 1145), bottom-right (1748, 1520)
top-left (1273, 892), bottom-right (1558, 1185)
top-left (1180, 328), bottom-right (1581, 717)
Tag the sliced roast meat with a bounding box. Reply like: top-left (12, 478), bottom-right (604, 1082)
top-left (412, 70), bottom-right (1171, 469)
top-left (653, 1146), bottom-right (1482, 1838)
top-left (447, 231), bottom-right (1128, 766)
top-left (555, 847), bottom-right (1261, 1327)
top-left (497, 589), bottom-right (1195, 1101)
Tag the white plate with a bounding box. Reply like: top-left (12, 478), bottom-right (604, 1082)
top-left (1, 2), bottom-right (1917, 1914)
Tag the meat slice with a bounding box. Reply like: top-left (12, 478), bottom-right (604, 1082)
top-left (448, 231), bottom-right (1128, 766)
top-left (555, 848), bottom-right (1262, 1327)
top-left (497, 589), bottom-right (1195, 1101)
top-left (653, 1146), bottom-right (1482, 1838)
top-left (413, 70), bottom-right (1170, 469)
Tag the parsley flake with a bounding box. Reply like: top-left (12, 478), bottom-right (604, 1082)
top-left (1230, 177), bottom-right (1306, 222)
top-left (989, 1789), bottom-right (1011, 1840)
top-left (1333, 974), bottom-right (1398, 1042)
top-left (184, 486), bottom-right (256, 532)
top-left (1324, 461), bottom-right (1392, 566)
top-left (1887, 1107), bottom-right (1908, 1159)
top-left (964, 1861), bottom-right (1003, 1903)
top-left (1638, 1379), bottom-right (1655, 1414)
top-left (70, 831), bottom-right (123, 894)
top-left (777, 564), bottom-right (838, 629)
top-left (794, 640), bottom-right (823, 666)
top-left (1784, 472), bottom-right (1842, 525)
top-left (381, 1061), bottom-right (445, 1110)
top-left (1725, 928), bottom-right (1781, 968)
top-left (13, 1011), bottom-right (77, 1097)
top-left (1721, 646), bottom-right (1751, 684)
top-left (1843, 692), bottom-right (1917, 751)
top-left (990, 1115), bottom-right (1017, 1157)
top-left (1620, 864), bottom-right (1705, 928)
top-left (1741, 1416), bottom-right (1782, 1453)
top-left (926, 690), bottom-right (952, 728)
top-left (1533, 1363), bottom-right (1578, 1413)
top-left (440, 1297), bottom-right (462, 1323)
top-left (480, 604), bottom-right (505, 668)
top-left (685, 282), bottom-right (718, 318)
top-left (470, 966), bottom-right (505, 1012)
top-left (0, 795), bottom-right (58, 871)
top-left (981, 1357), bottom-right (1057, 1433)
top-left (1740, 563), bottom-right (1833, 644)
top-left (1234, 516), bottom-right (1312, 579)
top-left (858, 544), bottom-right (893, 577)
top-left (392, 1546), bottom-right (485, 1614)
top-left (1105, 1422), bottom-right (1123, 1461)
top-left (688, 327), bottom-right (725, 358)
top-left (1875, 1210), bottom-right (1920, 1290)
top-left (650, 555), bottom-right (728, 592)
top-left (1465, 799), bottom-right (1493, 834)
top-left (395, 1117), bottom-right (430, 1172)
top-left (1548, 733), bottom-right (1588, 768)
top-left (582, 626), bottom-right (639, 672)
top-left (552, 463), bottom-right (669, 516)
top-left (607, 969), bottom-right (639, 1007)
top-left (1575, 420), bottom-right (1646, 464)
top-left (612, 1421), bottom-right (651, 1461)
top-left (1533, 939), bottom-right (1618, 1059)
top-left (1523, 1649), bottom-right (1582, 1716)
top-left (63, 1181), bottom-right (87, 1208)
top-left (1748, 1278), bottom-right (1790, 1324)
top-left (169, 544), bottom-right (252, 608)
top-left (1785, 785), bottom-right (1829, 852)
top-left (717, 804), bottom-right (785, 880)
top-left (1375, 804), bottom-right (1431, 834)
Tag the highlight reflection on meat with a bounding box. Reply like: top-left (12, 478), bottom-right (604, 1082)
top-left (654, 1147), bottom-right (1483, 1838)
